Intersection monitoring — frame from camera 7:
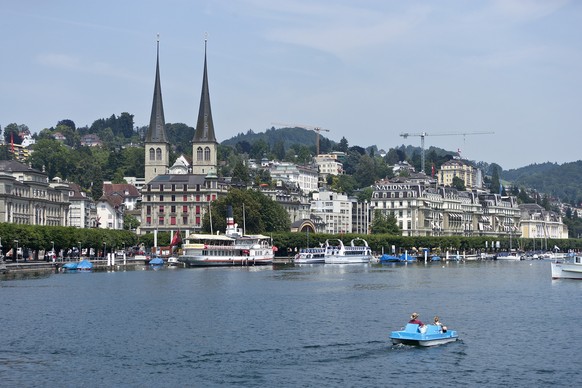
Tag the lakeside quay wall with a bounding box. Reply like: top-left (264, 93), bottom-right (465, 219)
top-left (1, 257), bottom-right (150, 277)
top-left (1, 257), bottom-right (294, 278)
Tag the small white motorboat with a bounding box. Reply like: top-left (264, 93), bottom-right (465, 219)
top-left (551, 255), bottom-right (582, 280)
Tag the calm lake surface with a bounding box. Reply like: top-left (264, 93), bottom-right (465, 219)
top-left (1, 260), bottom-right (581, 387)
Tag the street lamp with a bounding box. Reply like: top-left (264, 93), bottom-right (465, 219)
top-left (50, 241), bottom-right (55, 261)
top-left (103, 241), bottom-right (107, 258)
top-left (78, 241), bottom-right (82, 259)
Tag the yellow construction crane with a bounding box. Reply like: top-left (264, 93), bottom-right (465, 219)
top-left (272, 122), bottom-right (331, 155)
top-left (399, 131), bottom-right (495, 173)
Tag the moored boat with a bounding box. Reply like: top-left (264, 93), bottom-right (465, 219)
top-left (324, 238), bottom-right (372, 264)
top-left (390, 323), bottom-right (459, 347)
top-left (179, 206), bottom-right (274, 267)
top-left (551, 255), bottom-right (582, 280)
top-left (496, 251), bottom-right (523, 260)
top-left (149, 257), bottom-right (165, 269)
top-left (295, 248), bottom-right (326, 264)
top-left (62, 259), bottom-right (93, 272)
top-left (379, 254), bottom-right (400, 263)
top-left (61, 262), bottom-right (78, 272)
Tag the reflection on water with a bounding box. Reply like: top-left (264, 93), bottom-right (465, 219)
top-left (0, 269), bottom-right (53, 282)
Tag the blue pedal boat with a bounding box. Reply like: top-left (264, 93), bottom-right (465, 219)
top-left (390, 324), bottom-right (459, 347)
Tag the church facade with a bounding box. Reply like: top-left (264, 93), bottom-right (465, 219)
top-left (139, 39), bottom-right (229, 235)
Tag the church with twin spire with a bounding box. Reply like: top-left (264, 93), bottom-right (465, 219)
top-left (140, 38), bottom-right (230, 235)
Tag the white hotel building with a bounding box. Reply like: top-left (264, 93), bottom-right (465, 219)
top-left (370, 179), bottom-right (522, 237)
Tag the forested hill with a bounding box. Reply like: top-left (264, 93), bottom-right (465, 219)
top-left (501, 161), bottom-right (582, 204)
top-left (221, 127), bottom-right (336, 154)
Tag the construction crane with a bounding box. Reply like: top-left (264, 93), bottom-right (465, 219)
top-left (399, 131), bottom-right (495, 173)
top-left (272, 122), bottom-right (331, 155)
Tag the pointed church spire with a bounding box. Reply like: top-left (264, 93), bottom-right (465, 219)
top-left (145, 34), bottom-right (168, 143)
top-left (193, 36), bottom-right (217, 143)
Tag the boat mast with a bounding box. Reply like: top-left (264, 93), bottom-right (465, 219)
top-left (209, 200), bottom-right (213, 234)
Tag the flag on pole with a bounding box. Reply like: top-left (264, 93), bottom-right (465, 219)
top-left (170, 230), bottom-right (182, 246)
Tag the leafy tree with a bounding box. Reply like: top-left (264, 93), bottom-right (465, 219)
top-left (541, 194), bottom-right (551, 211)
top-left (354, 154), bottom-right (377, 188)
top-left (342, 150), bottom-right (362, 175)
top-left (118, 146), bottom-right (145, 178)
top-left (166, 123), bottom-right (195, 157)
top-left (0, 145), bottom-right (11, 160)
top-left (491, 165), bottom-right (501, 194)
top-left (29, 139), bottom-right (74, 179)
top-left (235, 140), bottom-right (252, 155)
top-left (384, 148), bottom-right (401, 165)
top-left (117, 112), bottom-right (135, 138)
top-left (517, 188), bottom-right (533, 204)
top-left (565, 207), bottom-right (572, 219)
top-left (55, 123), bottom-right (81, 147)
top-left (319, 137), bottom-right (332, 154)
top-left (250, 138), bottom-right (270, 160)
top-left (3, 123), bottom-right (25, 144)
top-left (410, 150), bottom-right (422, 173)
top-left (123, 214), bottom-right (140, 231)
top-left (290, 144), bottom-right (312, 164)
top-left (203, 188), bottom-right (290, 233)
top-left (232, 160), bottom-right (251, 184)
top-left (356, 186), bottom-right (373, 202)
top-left (452, 176), bottom-right (466, 191)
top-left (57, 119), bottom-right (76, 131)
top-left (253, 168), bottom-right (272, 186)
top-left (272, 140), bottom-right (285, 160)
top-left (337, 137), bottom-right (349, 153)
top-left (331, 174), bottom-right (358, 195)
top-left (371, 210), bottom-right (400, 235)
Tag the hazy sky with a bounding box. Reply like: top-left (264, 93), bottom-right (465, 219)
top-left (1, 0), bottom-right (580, 170)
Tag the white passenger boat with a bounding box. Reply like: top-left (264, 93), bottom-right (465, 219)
top-left (496, 251), bottom-right (523, 260)
top-left (179, 207), bottom-right (274, 267)
top-left (295, 248), bottom-right (326, 264)
top-left (324, 238), bottom-right (372, 264)
top-left (551, 255), bottom-right (582, 280)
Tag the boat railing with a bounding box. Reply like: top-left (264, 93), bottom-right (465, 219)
top-left (185, 243), bottom-right (239, 250)
top-left (350, 238), bottom-right (370, 247)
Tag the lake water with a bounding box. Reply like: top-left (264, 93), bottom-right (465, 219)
top-left (1, 260), bottom-right (581, 387)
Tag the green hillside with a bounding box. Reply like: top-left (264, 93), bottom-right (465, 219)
top-left (502, 161), bottom-right (582, 205)
top-left (221, 126), bottom-right (336, 154)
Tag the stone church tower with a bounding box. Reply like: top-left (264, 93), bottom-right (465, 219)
top-left (191, 39), bottom-right (218, 176)
top-left (144, 37), bottom-right (170, 183)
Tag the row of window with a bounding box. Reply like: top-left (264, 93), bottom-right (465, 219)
top-left (146, 182), bottom-right (220, 192)
top-left (145, 216), bottom-right (201, 226)
top-left (146, 205), bottom-right (205, 215)
top-left (144, 194), bottom-right (217, 202)
top-left (373, 191), bottom-right (418, 199)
